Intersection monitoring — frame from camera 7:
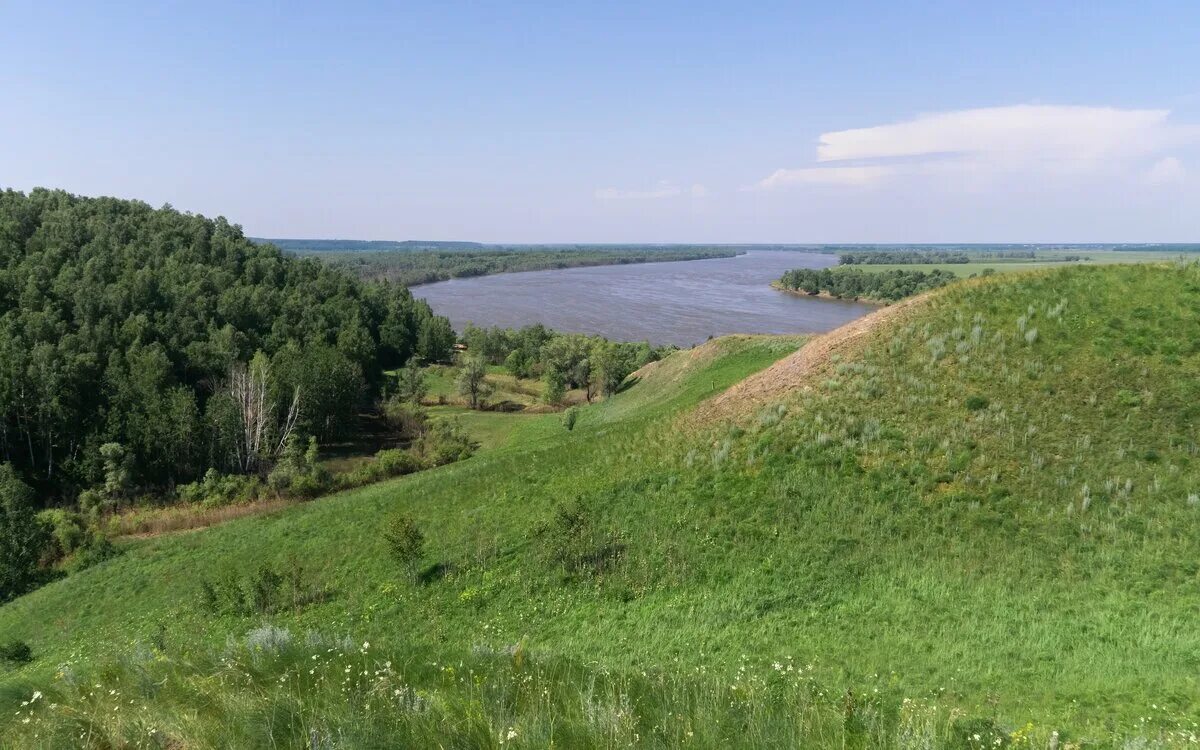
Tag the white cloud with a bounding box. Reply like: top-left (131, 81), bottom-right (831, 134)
top-left (1144, 156), bottom-right (1186, 185)
top-left (755, 104), bottom-right (1200, 191)
top-left (816, 104), bottom-right (1175, 164)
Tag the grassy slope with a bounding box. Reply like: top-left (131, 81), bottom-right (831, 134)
top-left (3, 265), bottom-right (1200, 747)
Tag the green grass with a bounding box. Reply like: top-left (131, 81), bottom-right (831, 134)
top-left (3, 265), bottom-right (1200, 747)
top-left (426, 405), bottom-right (559, 450)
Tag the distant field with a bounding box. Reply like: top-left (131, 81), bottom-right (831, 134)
top-left (837, 249), bottom-right (1183, 278)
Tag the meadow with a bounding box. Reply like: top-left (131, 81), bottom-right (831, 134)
top-left (2, 264), bottom-right (1199, 747)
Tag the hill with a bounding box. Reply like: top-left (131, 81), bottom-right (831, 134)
top-left (1, 263), bottom-right (1199, 747)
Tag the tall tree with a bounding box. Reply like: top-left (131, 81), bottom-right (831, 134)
top-left (0, 463), bottom-right (48, 602)
top-left (455, 356), bottom-right (492, 410)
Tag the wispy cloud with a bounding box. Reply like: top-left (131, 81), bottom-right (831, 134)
top-left (751, 165), bottom-right (893, 191)
top-left (754, 104), bottom-right (1199, 191)
top-left (595, 180), bottom-right (692, 200)
top-left (1144, 156), bottom-right (1186, 185)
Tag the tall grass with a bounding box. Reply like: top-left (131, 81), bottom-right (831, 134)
top-left (10, 624), bottom-right (1196, 749)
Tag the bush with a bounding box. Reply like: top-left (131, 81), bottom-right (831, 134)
top-left (415, 420), bottom-right (475, 466)
top-left (382, 398), bottom-right (428, 440)
top-left (37, 509), bottom-right (87, 562)
top-left (177, 469), bottom-right (266, 507)
top-left (267, 436), bottom-right (332, 499)
top-left (337, 448), bottom-right (425, 489)
top-left (198, 557), bottom-right (331, 616)
top-left (0, 639), bottom-right (32, 666)
top-left (66, 529), bottom-right (121, 573)
top-left (965, 395), bottom-right (990, 411)
top-left (562, 407), bottom-right (579, 431)
top-left (383, 514), bottom-right (425, 578)
top-left (541, 501), bottom-right (624, 579)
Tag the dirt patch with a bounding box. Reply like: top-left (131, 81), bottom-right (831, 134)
top-left (692, 293), bottom-right (935, 424)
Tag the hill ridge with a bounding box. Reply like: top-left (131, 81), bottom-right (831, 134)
top-left (694, 288), bottom-right (939, 421)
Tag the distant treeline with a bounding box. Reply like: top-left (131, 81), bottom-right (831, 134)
top-left (312, 248), bottom-right (741, 286)
top-left (259, 239), bottom-right (487, 253)
top-left (778, 267), bottom-right (957, 302)
top-left (838, 250), bottom-right (1037, 265)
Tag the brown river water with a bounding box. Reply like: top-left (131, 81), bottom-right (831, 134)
top-left (414, 250), bottom-right (876, 347)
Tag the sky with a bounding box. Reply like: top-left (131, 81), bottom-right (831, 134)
top-left (2, 1), bottom-right (1199, 243)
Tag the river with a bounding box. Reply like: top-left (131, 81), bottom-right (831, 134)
top-left (414, 250), bottom-right (876, 347)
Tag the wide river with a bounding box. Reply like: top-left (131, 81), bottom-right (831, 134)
top-left (414, 250), bottom-right (877, 347)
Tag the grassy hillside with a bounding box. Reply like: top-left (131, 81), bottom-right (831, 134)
top-left (2, 264), bottom-right (1200, 747)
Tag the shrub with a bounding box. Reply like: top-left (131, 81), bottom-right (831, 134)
top-left (415, 420), bottom-right (475, 466)
top-left (541, 501), bottom-right (624, 579)
top-left (66, 528), bottom-right (121, 573)
top-left (37, 509), bottom-right (87, 562)
top-left (267, 436), bottom-right (332, 498)
top-left (965, 395), bottom-right (990, 411)
top-left (562, 407), bottom-right (579, 431)
top-left (177, 469), bottom-right (266, 507)
top-left (383, 513), bottom-right (425, 578)
top-left (198, 557), bottom-right (331, 616)
top-left (0, 639), bottom-right (32, 666)
top-left (337, 448), bottom-right (425, 489)
top-left (382, 398), bottom-right (428, 440)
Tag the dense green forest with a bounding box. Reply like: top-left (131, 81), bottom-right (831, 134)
top-left (307, 247), bottom-right (740, 286)
top-left (0, 189), bottom-right (456, 503)
top-left (777, 266), bottom-right (957, 301)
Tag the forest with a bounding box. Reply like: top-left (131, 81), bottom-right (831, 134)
top-left (305, 247), bottom-right (740, 286)
top-left (777, 266), bottom-right (958, 301)
top-left (0, 189), bottom-right (457, 507)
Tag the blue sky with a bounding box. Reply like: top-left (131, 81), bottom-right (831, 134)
top-left (3, 1), bottom-right (1198, 242)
